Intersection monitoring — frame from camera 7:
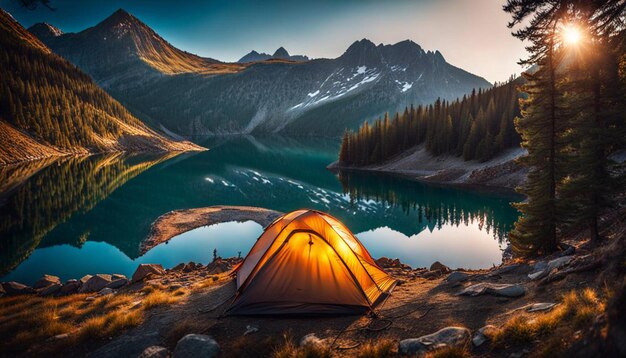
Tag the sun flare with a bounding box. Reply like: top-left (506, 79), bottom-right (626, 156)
top-left (563, 24), bottom-right (581, 45)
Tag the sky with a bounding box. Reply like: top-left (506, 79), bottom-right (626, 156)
top-left (2, 0), bottom-right (529, 83)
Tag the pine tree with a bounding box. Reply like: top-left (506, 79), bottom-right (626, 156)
top-left (505, 0), bottom-right (566, 254)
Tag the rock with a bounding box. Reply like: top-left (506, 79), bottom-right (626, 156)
top-left (133, 264), bottom-right (166, 283)
top-left (106, 278), bottom-right (129, 289)
top-left (80, 275), bottom-right (93, 285)
top-left (206, 259), bottom-right (230, 275)
top-left (457, 283), bottom-right (525, 297)
top-left (33, 274), bottom-right (61, 289)
top-left (39, 283), bottom-right (62, 296)
top-left (561, 246), bottom-right (575, 256)
top-left (399, 327), bottom-right (471, 356)
top-left (430, 261), bottom-right (451, 274)
top-left (445, 271), bottom-right (469, 283)
top-left (98, 287), bottom-right (115, 296)
top-left (527, 303), bottom-right (557, 312)
top-left (2, 281), bottom-right (34, 295)
top-left (85, 296), bottom-right (96, 301)
top-left (139, 345), bottom-right (169, 358)
top-left (472, 325), bottom-right (497, 347)
top-left (79, 274), bottom-right (112, 293)
top-left (111, 274), bottom-right (127, 280)
top-left (60, 279), bottom-right (80, 295)
top-left (528, 270), bottom-right (548, 280)
top-left (547, 255), bottom-right (573, 271)
top-left (489, 264), bottom-right (522, 277)
top-left (528, 256), bottom-right (573, 281)
top-left (300, 333), bottom-right (325, 348)
top-left (171, 263), bottom-right (185, 272)
top-left (168, 284), bottom-right (182, 291)
top-left (183, 263), bottom-right (195, 273)
top-left (375, 257), bottom-right (392, 268)
top-left (173, 334), bottom-right (219, 358)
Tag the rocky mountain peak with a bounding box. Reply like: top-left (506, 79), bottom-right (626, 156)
top-left (27, 22), bottom-right (63, 39)
top-left (272, 47), bottom-right (290, 59)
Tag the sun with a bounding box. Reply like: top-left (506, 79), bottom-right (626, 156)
top-left (562, 24), bottom-right (581, 45)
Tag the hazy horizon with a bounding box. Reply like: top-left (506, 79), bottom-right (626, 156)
top-left (4, 0), bottom-right (528, 83)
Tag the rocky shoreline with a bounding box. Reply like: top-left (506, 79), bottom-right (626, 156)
top-left (328, 146), bottom-right (527, 191)
top-left (141, 206), bottom-right (283, 255)
top-left (0, 258), bottom-right (243, 298)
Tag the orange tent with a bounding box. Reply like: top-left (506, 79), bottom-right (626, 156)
top-left (227, 209), bottom-right (397, 315)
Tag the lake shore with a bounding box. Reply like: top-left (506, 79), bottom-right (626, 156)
top-left (328, 146), bottom-right (527, 192)
top-left (1, 203), bottom-right (624, 357)
top-left (140, 206), bottom-right (284, 255)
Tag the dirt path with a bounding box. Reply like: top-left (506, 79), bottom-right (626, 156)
top-left (140, 206), bottom-right (284, 255)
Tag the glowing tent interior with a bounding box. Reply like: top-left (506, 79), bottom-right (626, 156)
top-left (227, 209), bottom-right (397, 315)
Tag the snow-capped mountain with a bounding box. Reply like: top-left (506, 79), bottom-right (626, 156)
top-left (32, 9), bottom-right (491, 136)
top-left (238, 47), bottom-right (309, 63)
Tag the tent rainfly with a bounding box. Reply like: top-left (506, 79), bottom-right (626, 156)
top-left (227, 209), bottom-right (397, 315)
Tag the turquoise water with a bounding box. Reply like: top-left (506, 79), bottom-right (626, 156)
top-left (0, 136), bottom-right (521, 284)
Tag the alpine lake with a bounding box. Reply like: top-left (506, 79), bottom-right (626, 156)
top-left (0, 136), bottom-right (521, 284)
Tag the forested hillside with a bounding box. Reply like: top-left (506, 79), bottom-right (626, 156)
top-left (0, 9), bottom-right (203, 165)
top-left (338, 76), bottom-right (522, 166)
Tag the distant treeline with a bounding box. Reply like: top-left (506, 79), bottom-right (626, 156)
top-left (338, 76), bottom-right (523, 166)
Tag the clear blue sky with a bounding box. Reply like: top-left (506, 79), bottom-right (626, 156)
top-left (2, 0), bottom-right (528, 83)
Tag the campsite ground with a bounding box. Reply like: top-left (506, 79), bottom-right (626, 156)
top-left (1, 205), bottom-right (624, 357)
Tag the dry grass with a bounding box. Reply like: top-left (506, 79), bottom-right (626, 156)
top-left (490, 288), bottom-right (605, 353)
top-left (271, 333), bottom-right (332, 358)
top-left (355, 339), bottom-right (396, 358)
top-left (0, 286), bottom-right (186, 356)
top-left (143, 289), bottom-right (180, 309)
top-left (425, 345), bottom-right (470, 358)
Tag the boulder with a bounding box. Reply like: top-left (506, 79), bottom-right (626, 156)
top-left (399, 327), bottom-right (471, 356)
top-left (139, 345), bottom-right (170, 358)
top-left (80, 275), bottom-right (93, 285)
top-left (60, 279), bottom-right (81, 295)
top-left (171, 263), bottom-right (185, 272)
top-left (39, 283), bottom-right (62, 296)
top-left (183, 263), bottom-right (195, 273)
top-left (105, 278), bottom-right (129, 289)
top-left (132, 264), bottom-right (166, 283)
top-left (173, 334), bottom-right (219, 358)
top-left (457, 283), bottom-right (525, 297)
top-left (206, 259), bottom-right (230, 275)
top-left (33, 274), bottom-right (61, 289)
top-left (79, 274), bottom-right (112, 293)
top-left (111, 274), bottom-right (127, 281)
top-left (488, 264), bottom-right (522, 277)
top-left (430, 261), bottom-right (451, 274)
top-left (445, 271), bottom-right (469, 283)
top-left (98, 287), bottom-right (115, 296)
top-left (472, 325), bottom-right (498, 347)
top-left (528, 256), bottom-right (573, 281)
top-left (2, 281), bottom-right (34, 295)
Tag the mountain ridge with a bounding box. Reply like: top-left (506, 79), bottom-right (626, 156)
top-left (238, 46), bottom-right (310, 63)
top-left (0, 8), bottom-right (204, 165)
top-left (31, 9), bottom-right (492, 137)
